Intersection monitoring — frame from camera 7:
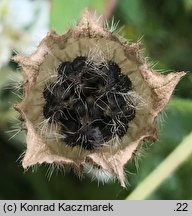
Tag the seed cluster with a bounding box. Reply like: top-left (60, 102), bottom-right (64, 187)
top-left (43, 56), bottom-right (136, 150)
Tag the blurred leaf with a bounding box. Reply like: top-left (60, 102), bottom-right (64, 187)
top-left (126, 98), bottom-right (192, 199)
top-left (184, 0), bottom-right (192, 12)
top-left (118, 0), bottom-right (144, 26)
top-left (0, 67), bottom-right (9, 89)
top-left (0, 67), bottom-right (21, 124)
top-left (126, 132), bottom-right (192, 200)
top-left (168, 98), bottom-right (192, 112)
top-left (50, 0), bottom-right (105, 33)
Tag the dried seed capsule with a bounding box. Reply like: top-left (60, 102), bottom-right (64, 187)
top-left (13, 9), bottom-right (185, 187)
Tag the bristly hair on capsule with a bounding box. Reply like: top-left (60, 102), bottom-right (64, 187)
top-left (12, 9), bottom-right (185, 187)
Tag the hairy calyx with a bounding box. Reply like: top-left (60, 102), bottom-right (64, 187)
top-left (43, 56), bottom-right (136, 150)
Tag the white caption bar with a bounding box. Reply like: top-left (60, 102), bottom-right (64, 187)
top-left (0, 201), bottom-right (192, 216)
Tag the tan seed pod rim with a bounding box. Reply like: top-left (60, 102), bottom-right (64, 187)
top-left (13, 9), bottom-right (185, 187)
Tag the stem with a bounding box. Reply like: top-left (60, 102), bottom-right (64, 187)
top-left (126, 132), bottom-right (192, 200)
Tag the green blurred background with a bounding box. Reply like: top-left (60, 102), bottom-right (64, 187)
top-left (0, 0), bottom-right (192, 199)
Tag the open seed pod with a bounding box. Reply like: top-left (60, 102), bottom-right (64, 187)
top-left (13, 9), bottom-right (185, 187)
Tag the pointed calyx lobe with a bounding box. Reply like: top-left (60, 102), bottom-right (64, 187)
top-left (13, 10), bottom-right (185, 187)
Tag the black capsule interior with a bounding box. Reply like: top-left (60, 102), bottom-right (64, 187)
top-left (43, 56), bottom-right (136, 150)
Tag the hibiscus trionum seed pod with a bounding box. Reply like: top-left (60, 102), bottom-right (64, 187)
top-left (13, 9), bottom-right (185, 187)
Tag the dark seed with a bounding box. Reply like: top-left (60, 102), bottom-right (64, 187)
top-left (118, 75), bottom-right (132, 92)
top-left (86, 126), bottom-right (104, 147)
top-left (43, 103), bottom-right (53, 119)
top-left (43, 87), bottom-right (52, 100)
top-left (63, 133), bottom-right (80, 146)
top-left (124, 108), bottom-right (136, 121)
top-left (108, 61), bottom-right (121, 74)
top-left (72, 56), bottom-right (87, 71)
top-left (73, 100), bottom-right (86, 117)
top-left (52, 110), bottom-right (66, 122)
top-left (61, 117), bottom-right (80, 132)
top-left (107, 61), bottom-right (121, 86)
top-left (58, 61), bottom-right (72, 77)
